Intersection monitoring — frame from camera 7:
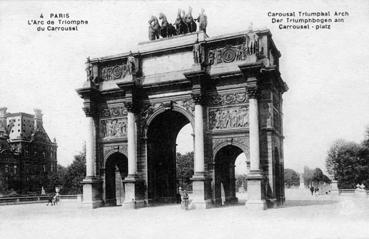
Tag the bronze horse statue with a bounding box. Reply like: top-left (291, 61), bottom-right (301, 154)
top-left (159, 13), bottom-right (176, 38)
top-left (148, 16), bottom-right (160, 40)
top-left (174, 9), bottom-right (188, 35)
top-left (184, 7), bottom-right (197, 33)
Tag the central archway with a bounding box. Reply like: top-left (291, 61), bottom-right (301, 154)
top-left (105, 152), bottom-right (128, 206)
top-left (147, 109), bottom-right (192, 204)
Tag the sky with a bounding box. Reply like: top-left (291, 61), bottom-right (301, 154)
top-left (1, 0), bottom-right (369, 174)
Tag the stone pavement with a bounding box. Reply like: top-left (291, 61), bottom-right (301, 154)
top-left (0, 189), bottom-right (368, 239)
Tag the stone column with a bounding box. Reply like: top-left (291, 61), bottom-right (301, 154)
top-left (86, 116), bottom-right (96, 177)
top-left (194, 103), bottom-right (205, 173)
top-left (122, 102), bottom-right (144, 208)
top-left (190, 95), bottom-right (211, 209)
top-left (81, 107), bottom-right (102, 209)
top-left (245, 86), bottom-right (266, 210)
top-left (127, 109), bottom-right (137, 176)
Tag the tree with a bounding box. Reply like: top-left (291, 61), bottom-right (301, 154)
top-left (176, 152), bottom-right (194, 190)
top-left (284, 168), bottom-right (300, 188)
top-left (61, 151), bottom-right (86, 194)
top-left (325, 139), bottom-right (369, 189)
top-left (235, 174), bottom-right (247, 191)
top-left (303, 166), bottom-right (330, 187)
top-left (303, 166), bottom-right (314, 187)
top-left (45, 164), bottom-right (67, 193)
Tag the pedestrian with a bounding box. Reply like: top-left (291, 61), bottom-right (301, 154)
top-left (309, 186), bottom-right (314, 195)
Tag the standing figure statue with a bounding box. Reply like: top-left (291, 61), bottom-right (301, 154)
top-left (159, 13), bottom-right (176, 38)
top-left (193, 40), bottom-right (205, 65)
top-left (148, 16), bottom-right (161, 40)
top-left (174, 9), bottom-right (188, 35)
top-left (85, 57), bottom-right (93, 81)
top-left (185, 7), bottom-right (197, 33)
top-left (127, 51), bottom-right (136, 75)
top-left (196, 8), bottom-right (207, 33)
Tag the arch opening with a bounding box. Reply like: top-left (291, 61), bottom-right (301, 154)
top-left (214, 145), bottom-right (248, 206)
top-left (147, 110), bottom-right (193, 204)
top-left (104, 152), bottom-right (128, 206)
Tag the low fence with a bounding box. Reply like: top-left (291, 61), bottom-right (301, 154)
top-left (338, 189), bottom-right (368, 197)
top-left (0, 195), bottom-right (79, 206)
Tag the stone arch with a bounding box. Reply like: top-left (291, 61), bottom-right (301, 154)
top-left (146, 108), bottom-right (193, 203)
top-left (213, 139), bottom-right (249, 160)
top-left (103, 147), bottom-right (128, 167)
top-left (144, 104), bottom-right (194, 139)
top-left (213, 144), bottom-right (247, 206)
top-left (104, 152), bottom-right (128, 206)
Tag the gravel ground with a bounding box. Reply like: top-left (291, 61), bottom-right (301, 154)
top-left (1, 189), bottom-right (368, 239)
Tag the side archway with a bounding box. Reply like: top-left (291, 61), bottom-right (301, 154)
top-left (213, 145), bottom-right (247, 206)
top-left (104, 152), bottom-right (128, 206)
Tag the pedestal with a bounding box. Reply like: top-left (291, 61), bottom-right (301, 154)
top-left (81, 177), bottom-right (103, 209)
top-left (330, 180), bottom-right (339, 195)
top-left (190, 173), bottom-right (212, 209)
top-left (246, 171), bottom-right (267, 210)
top-left (122, 175), bottom-right (145, 209)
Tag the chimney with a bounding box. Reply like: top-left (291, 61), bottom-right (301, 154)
top-left (0, 107), bottom-right (8, 138)
top-left (34, 108), bottom-right (43, 130)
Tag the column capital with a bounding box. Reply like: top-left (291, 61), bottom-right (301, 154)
top-left (246, 86), bottom-right (260, 99)
top-left (191, 93), bottom-right (204, 105)
top-left (124, 102), bottom-right (135, 113)
top-left (82, 105), bottom-right (96, 117)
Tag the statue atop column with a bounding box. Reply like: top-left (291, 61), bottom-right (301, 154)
top-left (193, 40), bottom-right (205, 65)
top-left (85, 57), bottom-right (99, 84)
top-left (127, 51), bottom-right (136, 75)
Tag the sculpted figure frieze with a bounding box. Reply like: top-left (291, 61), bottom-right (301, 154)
top-left (100, 106), bottom-right (127, 118)
top-left (208, 92), bottom-right (247, 106)
top-left (100, 118), bottom-right (127, 138)
top-left (208, 106), bottom-right (248, 130)
top-left (207, 33), bottom-right (262, 65)
top-left (100, 54), bottom-right (139, 81)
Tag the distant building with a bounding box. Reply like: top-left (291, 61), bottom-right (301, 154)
top-left (0, 107), bottom-right (57, 194)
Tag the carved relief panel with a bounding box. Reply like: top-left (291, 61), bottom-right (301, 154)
top-left (99, 106), bottom-right (127, 139)
top-left (207, 33), bottom-right (262, 66)
top-left (208, 106), bottom-right (248, 130)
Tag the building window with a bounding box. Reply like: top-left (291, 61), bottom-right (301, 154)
top-left (5, 165), bottom-right (8, 173)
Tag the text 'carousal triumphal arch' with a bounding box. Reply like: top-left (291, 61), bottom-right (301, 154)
top-left (77, 29), bottom-right (288, 210)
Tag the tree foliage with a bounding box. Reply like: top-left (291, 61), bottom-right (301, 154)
top-left (326, 138), bottom-right (369, 189)
top-left (235, 174), bottom-right (247, 191)
top-left (61, 151), bottom-right (86, 194)
top-left (284, 168), bottom-right (300, 188)
top-left (176, 152), bottom-right (194, 190)
top-left (303, 166), bottom-right (330, 187)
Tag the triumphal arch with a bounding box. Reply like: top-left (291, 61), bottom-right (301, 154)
top-left (77, 25), bottom-right (288, 210)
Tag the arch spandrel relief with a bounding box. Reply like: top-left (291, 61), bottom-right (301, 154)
top-left (99, 106), bottom-right (128, 139)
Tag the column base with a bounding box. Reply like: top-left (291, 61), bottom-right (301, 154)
top-left (190, 173), bottom-right (212, 209)
top-left (224, 197), bottom-right (238, 205)
top-left (122, 174), bottom-right (146, 209)
top-left (81, 177), bottom-right (103, 209)
top-left (246, 170), bottom-right (266, 210)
